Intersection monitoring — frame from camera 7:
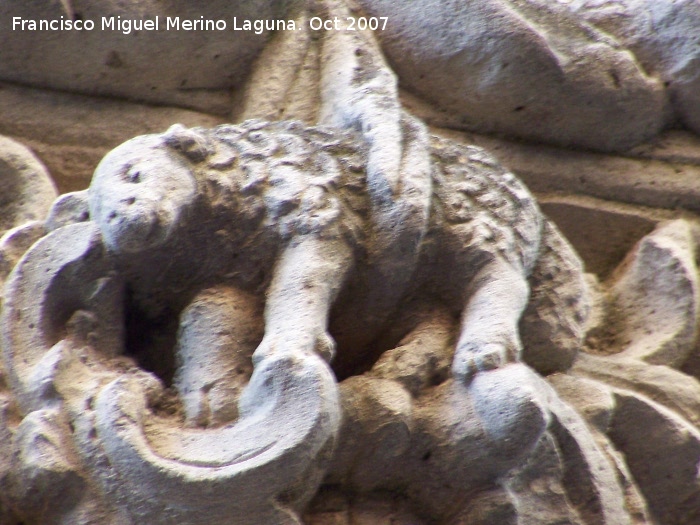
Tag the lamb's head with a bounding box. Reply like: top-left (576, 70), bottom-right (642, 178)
top-left (88, 125), bottom-right (207, 254)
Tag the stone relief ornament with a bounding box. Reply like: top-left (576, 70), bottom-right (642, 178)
top-left (0, 136), bottom-right (58, 288)
top-left (354, 0), bottom-right (700, 151)
top-left (2, 118), bottom-right (698, 525)
top-left (0, 116), bottom-right (584, 522)
top-left (3, 0), bottom-right (700, 190)
top-left (0, 1), bottom-right (699, 524)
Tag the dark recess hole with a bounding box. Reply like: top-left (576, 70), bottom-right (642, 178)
top-left (122, 291), bottom-right (179, 387)
top-left (609, 69), bottom-right (621, 88)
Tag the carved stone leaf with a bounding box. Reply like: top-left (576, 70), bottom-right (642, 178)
top-left (607, 219), bottom-right (700, 367)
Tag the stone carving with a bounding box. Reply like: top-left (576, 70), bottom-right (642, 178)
top-left (3, 0), bottom-right (700, 158)
top-left (357, 0), bottom-right (665, 152)
top-left (87, 120), bottom-right (588, 381)
top-left (359, 0), bottom-right (700, 151)
top-left (2, 118), bottom-right (592, 523)
top-left (3, 118), bottom-right (699, 524)
top-left (0, 0), bottom-right (282, 114)
top-left (0, 1), bottom-right (699, 524)
top-left (568, 0), bottom-right (700, 134)
top-left (0, 135), bottom-right (58, 289)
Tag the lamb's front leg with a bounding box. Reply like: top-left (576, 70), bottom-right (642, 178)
top-left (253, 235), bottom-right (354, 365)
top-left (452, 259), bottom-right (530, 383)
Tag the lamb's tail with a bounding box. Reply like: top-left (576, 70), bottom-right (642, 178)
top-left (520, 220), bottom-right (591, 375)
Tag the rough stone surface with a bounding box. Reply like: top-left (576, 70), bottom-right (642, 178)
top-left (569, 0), bottom-right (700, 134)
top-left (1, 2), bottom-right (700, 525)
top-left (0, 135), bottom-right (57, 292)
top-left (0, 83), bottom-right (225, 193)
top-left (0, 222), bottom-right (46, 291)
top-left (0, 0), bottom-right (292, 114)
top-left (0, 135), bottom-right (57, 234)
top-left (0, 120), bottom-right (594, 524)
top-left (538, 196), bottom-right (664, 279)
top-left (430, 127), bottom-right (700, 216)
top-left (357, 0), bottom-right (668, 151)
top-left (609, 392), bottom-right (700, 525)
top-left (605, 220), bottom-right (700, 367)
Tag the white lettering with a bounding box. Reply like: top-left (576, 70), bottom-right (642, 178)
top-left (103, 16), bottom-right (157, 34)
top-left (233, 17), bottom-right (291, 33)
top-left (11, 16), bottom-right (97, 31)
top-left (309, 17), bottom-right (322, 31)
top-left (165, 16), bottom-right (226, 31)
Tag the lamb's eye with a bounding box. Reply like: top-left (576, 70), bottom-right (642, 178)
top-left (125, 169), bottom-right (141, 183)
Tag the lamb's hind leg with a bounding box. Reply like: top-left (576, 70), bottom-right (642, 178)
top-left (452, 258), bottom-right (530, 383)
top-left (175, 285), bottom-right (264, 427)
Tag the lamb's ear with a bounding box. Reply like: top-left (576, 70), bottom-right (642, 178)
top-left (163, 124), bottom-right (211, 162)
